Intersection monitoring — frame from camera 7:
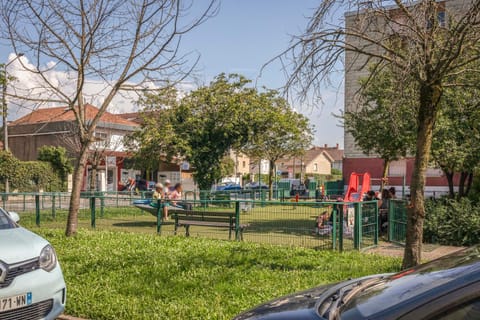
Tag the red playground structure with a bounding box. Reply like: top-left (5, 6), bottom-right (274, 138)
top-left (343, 172), bottom-right (371, 202)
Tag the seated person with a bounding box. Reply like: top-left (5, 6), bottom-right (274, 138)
top-left (151, 183), bottom-right (168, 220)
top-left (170, 183), bottom-right (182, 205)
top-left (314, 211), bottom-right (332, 235)
top-left (152, 183), bottom-right (164, 200)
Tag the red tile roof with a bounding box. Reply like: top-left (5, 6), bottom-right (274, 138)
top-left (11, 104), bottom-right (139, 127)
top-left (278, 148), bottom-right (334, 167)
top-left (311, 145), bottom-right (344, 161)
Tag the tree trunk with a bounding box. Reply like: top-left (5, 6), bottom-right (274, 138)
top-left (458, 172), bottom-right (467, 198)
top-left (402, 84), bottom-right (441, 269)
top-left (465, 172), bottom-right (473, 196)
top-left (90, 165), bottom-right (97, 191)
top-left (66, 147), bottom-right (90, 236)
top-left (444, 171), bottom-right (455, 198)
top-left (381, 159), bottom-right (390, 191)
top-left (268, 160), bottom-right (275, 201)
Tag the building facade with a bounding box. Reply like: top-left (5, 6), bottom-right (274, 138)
top-left (343, 0), bottom-right (466, 195)
top-left (9, 104), bottom-right (139, 191)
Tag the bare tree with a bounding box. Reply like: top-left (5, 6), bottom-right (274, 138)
top-left (0, 0), bottom-right (218, 236)
top-left (276, 0), bottom-right (480, 267)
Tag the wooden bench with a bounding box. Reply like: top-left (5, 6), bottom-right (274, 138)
top-left (169, 209), bottom-right (249, 240)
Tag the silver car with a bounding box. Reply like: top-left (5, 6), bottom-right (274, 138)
top-left (0, 208), bottom-right (66, 320)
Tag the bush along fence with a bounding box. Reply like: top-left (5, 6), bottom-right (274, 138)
top-left (0, 191), bottom-right (387, 251)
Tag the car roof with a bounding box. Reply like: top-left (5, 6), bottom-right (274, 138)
top-left (341, 246), bottom-right (480, 319)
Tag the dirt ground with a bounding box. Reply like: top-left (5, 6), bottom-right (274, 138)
top-left (365, 241), bottom-right (465, 261)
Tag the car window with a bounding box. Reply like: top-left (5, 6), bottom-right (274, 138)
top-left (435, 298), bottom-right (480, 320)
top-left (0, 208), bottom-right (17, 230)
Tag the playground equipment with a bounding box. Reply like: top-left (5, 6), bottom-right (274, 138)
top-left (344, 172), bottom-right (371, 202)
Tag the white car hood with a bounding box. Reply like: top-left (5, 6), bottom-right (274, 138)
top-left (0, 227), bottom-right (49, 264)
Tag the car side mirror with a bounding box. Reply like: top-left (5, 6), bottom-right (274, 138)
top-left (8, 211), bottom-right (20, 223)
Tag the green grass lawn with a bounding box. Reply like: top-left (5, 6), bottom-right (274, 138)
top-left (37, 229), bottom-right (401, 320)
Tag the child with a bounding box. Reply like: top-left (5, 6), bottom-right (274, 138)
top-left (314, 211), bottom-right (332, 235)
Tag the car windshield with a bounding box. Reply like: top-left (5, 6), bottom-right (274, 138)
top-left (0, 208), bottom-right (17, 230)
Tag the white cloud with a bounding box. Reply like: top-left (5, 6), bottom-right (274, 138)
top-left (4, 53), bottom-right (196, 120)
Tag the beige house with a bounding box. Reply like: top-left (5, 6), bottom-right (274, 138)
top-left (276, 147), bottom-right (333, 178)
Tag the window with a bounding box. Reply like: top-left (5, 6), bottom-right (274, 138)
top-left (242, 161), bottom-right (246, 168)
top-left (313, 163), bottom-right (318, 172)
top-left (435, 297), bottom-right (480, 320)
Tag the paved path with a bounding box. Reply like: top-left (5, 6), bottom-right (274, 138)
top-left (365, 241), bottom-right (465, 261)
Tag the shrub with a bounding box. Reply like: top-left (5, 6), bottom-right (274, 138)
top-left (424, 198), bottom-right (480, 246)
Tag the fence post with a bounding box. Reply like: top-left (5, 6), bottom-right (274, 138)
top-left (354, 202), bottom-right (362, 250)
top-left (388, 199), bottom-right (394, 242)
top-left (339, 203), bottom-right (344, 252)
top-left (156, 199), bottom-right (162, 235)
top-left (235, 201), bottom-right (240, 240)
top-left (100, 195), bottom-right (105, 217)
top-left (331, 204), bottom-right (337, 250)
top-left (23, 194), bottom-right (26, 211)
top-left (35, 194), bottom-right (40, 226)
top-left (374, 201), bottom-right (379, 246)
top-left (90, 195), bottom-right (96, 228)
top-left (52, 194), bottom-right (56, 219)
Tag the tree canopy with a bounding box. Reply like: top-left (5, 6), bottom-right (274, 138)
top-left (131, 74), bottom-right (313, 191)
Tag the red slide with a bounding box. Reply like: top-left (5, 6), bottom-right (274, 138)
top-left (344, 172), bottom-right (371, 202)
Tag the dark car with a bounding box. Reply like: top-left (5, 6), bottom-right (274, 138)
top-left (233, 246), bottom-right (480, 320)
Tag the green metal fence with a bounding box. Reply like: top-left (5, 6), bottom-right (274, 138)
top-left (388, 199), bottom-right (408, 245)
top-left (2, 192), bottom-right (380, 251)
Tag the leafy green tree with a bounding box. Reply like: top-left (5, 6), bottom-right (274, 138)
top-left (131, 74), bottom-right (258, 190)
top-left (174, 74), bottom-right (259, 189)
top-left (38, 146), bottom-right (73, 191)
top-left (0, 151), bottom-right (19, 191)
top-left (344, 67), bottom-right (417, 190)
top-left (242, 90), bottom-right (313, 199)
top-left (431, 86), bottom-right (480, 198)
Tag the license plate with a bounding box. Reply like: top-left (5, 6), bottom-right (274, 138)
top-left (0, 293), bottom-right (32, 312)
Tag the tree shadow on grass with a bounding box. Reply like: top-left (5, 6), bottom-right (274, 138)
top-left (112, 220), bottom-right (175, 228)
top-left (245, 218), bottom-right (320, 237)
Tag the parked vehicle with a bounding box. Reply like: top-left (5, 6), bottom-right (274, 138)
top-left (244, 182), bottom-right (268, 190)
top-left (0, 208), bottom-right (66, 320)
top-left (233, 245), bottom-right (480, 320)
top-left (212, 183), bottom-right (242, 192)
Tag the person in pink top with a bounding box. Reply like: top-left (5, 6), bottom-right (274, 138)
top-left (170, 183), bottom-right (183, 205)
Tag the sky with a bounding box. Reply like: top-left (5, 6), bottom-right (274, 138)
top-left (0, 0), bottom-right (344, 148)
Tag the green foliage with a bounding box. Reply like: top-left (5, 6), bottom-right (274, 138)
top-left (219, 156), bottom-right (235, 178)
top-left (344, 66), bottom-right (417, 171)
top-left (0, 151), bottom-right (61, 191)
top-left (424, 198), bottom-right (480, 246)
top-left (0, 151), bottom-right (19, 184)
top-left (431, 82), bottom-right (480, 198)
top-left (37, 229), bottom-right (400, 319)
top-left (241, 89), bottom-right (313, 196)
top-left (38, 146), bottom-right (73, 190)
top-left (331, 168), bottom-right (342, 176)
top-left (132, 74), bottom-right (313, 190)
top-left (13, 161), bottom-right (61, 192)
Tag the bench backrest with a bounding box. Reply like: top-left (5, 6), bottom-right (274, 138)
top-left (170, 210), bottom-right (237, 224)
